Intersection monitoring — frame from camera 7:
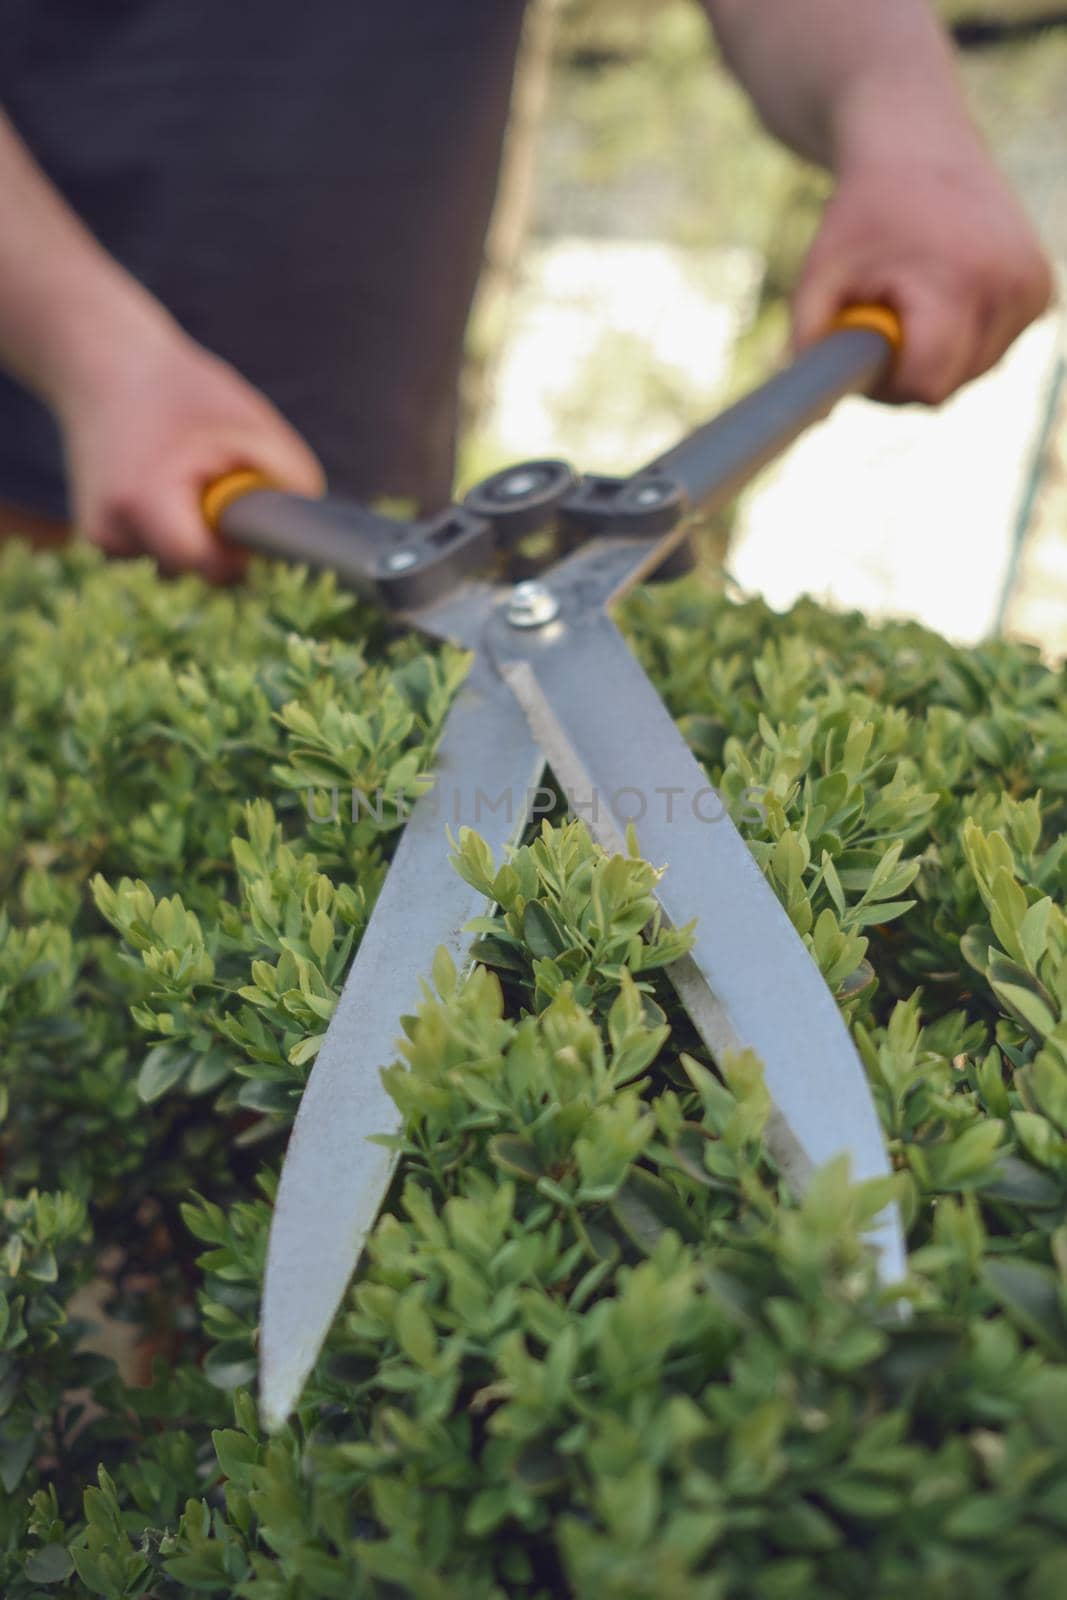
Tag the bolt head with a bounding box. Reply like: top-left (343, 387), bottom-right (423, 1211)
top-left (506, 580), bottom-right (559, 629)
top-left (634, 481), bottom-right (667, 506)
top-left (500, 468), bottom-right (542, 499)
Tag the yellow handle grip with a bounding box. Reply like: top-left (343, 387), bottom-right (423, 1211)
top-left (201, 468), bottom-right (277, 534)
top-left (829, 302), bottom-right (905, 354)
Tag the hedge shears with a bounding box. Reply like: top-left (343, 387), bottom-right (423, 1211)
top-left (204, 304), bottom-right (907, 1430)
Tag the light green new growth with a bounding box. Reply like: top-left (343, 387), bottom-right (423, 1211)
top-left (2, 541), bottom-right (1067, 1597)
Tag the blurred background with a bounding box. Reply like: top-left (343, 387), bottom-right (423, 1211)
top-left (457, 0), bottom-right (1067, 655)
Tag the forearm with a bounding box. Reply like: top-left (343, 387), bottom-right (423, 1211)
top-left (0, 110), bottom-right (175, 412)
top-left (703, 0), bottom-right (982, 176)
top-left (705, 1), bottom-right (1051, 403)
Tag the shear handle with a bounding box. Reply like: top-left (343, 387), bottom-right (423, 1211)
top-left (204, 479), bottom-right (495, 609)
top-left (202, 303), bottom-right (902, 599)
top-left (648, 303), bottom-right (902, 513)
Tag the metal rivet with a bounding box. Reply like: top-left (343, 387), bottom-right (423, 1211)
top-left (500, 469), bottom-right (542, 499)
top-left (384, 547), bottom-right (419, 573)
top-left (634, 481), bottom-right (667, 506)
top-left (506, 580), bottom-right (559, 629)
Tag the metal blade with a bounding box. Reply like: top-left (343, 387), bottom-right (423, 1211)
top-left (259, 655), bottom-right (544, 1429)
top-left (489, 604), bottom-right (906, 1283)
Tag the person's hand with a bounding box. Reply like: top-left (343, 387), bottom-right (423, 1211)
top-left (58, 322), bottom-right (324, 581)
top-left (793, 140), bottom-right (1054, 404)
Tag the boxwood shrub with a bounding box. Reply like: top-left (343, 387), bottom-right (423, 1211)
top-left (2, 538), bottom-right (1067, 1599)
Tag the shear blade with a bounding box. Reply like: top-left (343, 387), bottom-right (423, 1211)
top-left (258, 657), bottom-right (543, 1430)
top-left (492, 604), bottom-right (906, 1282)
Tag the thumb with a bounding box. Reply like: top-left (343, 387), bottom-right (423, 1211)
top-left (232, 410), bottom-right (328, 502)
top-left (139, 481), bottom-right (248, 582)
top-left (790, 253), bottom-right (865, 357)
top-left (194, 417), bottom-right (327, 582)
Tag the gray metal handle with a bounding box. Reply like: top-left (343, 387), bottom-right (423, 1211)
top-left (216, 490), bottom-right (495, 609)
top-left (210, 319), bottom-right (897, 605)
top-left (648, 324), bottom-right (894, 513)
top-left (218, 490), bottom-right (400, 599)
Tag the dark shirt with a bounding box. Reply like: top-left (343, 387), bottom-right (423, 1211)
top-left (0, 0), bottom-right (527, 516)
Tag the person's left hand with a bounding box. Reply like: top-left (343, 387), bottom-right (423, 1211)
top-left (792, 140), bottom-right (1054, 404)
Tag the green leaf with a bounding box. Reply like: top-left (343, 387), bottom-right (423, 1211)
top-left (431, 944), bottom-right (457, 998)
top-left (960, 924), bottom-right (996, 976)
top-left (394, 1294), bottom-right (438, 1371)
top-left (18, 530), bottom-right (1067, 1594)
top-left (211, 1427), bottom-right (259, 1486)
top-left (610, 1167), bottom-right (699, 1251)
top-left (981, 1156), bottom-right (1062, 1210)
top-left (286, 1030), bottom-right (325, 1069)
top-left (512, 1441), bottom-right (568, 1495)
top-left (991, 979), bottom-right (1058, 1041)
top-left (985, 1257), bottom-right (1067, 1353)
top-left (469, 934), bottom-right (526, 973)
top-left (488, 1134), bottom-right (544, 1184)
top-left (203, 1342), bottom-right (257, 1391)
top-left (851, 899), bottom-right (915, 928)
top-left (309, 909), bottom-right (334, 962)
top-left (24, 1545), bottom-right (75, 1583)
top-left (71, 1549), bottom-right (120, 1597)
top-left (0, 1430), bottom-right (36, 1493)
top-left (1019, 896), bottom-right (1053, 972)
top-left (136, 1043), bottom-right (194, 1103)
top-left (923, 1119), bottom-right (1004, 1189)
top-left (236, 1079), bottom-right (295, 1114)
top-left (837, 961), bottom-right (875, 1000)
top-left (821, 1478), bottom-right (904, 1519)
top-left (523, 901), bottom-right (566, 959)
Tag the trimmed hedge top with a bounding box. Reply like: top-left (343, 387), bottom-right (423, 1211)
top-left (2, 540), bottom-right (1067, 1599)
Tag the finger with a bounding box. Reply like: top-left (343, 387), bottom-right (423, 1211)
top-left (226, 411), bottom-right (327, 502)
top-left (791, 249), bottom-right (905, 367)
top-left (791, 259), bottom-right (912, 408)
top-left (887, 289), bottom-right (980, 405)
top-left (790, 256), bottom-right (851, 356)
top-left (795, 271), bottom-right (976, 407)
top-left (87, 524), bottom-right (140, 559)
top-left (966, 258), bottom-right (1055, 385)
top-left (253, 430), bottom-right (327, 500)
top-left (966, 298), bottom-right (1022, 387)
top-left (78, 500), bottom-right (141, 559)
top-left (193, 352), bottom-right (328, 501)
top-left (136, 487), bottom-right (247, 583)
top-left (197, 430), bottom-right (325, 577)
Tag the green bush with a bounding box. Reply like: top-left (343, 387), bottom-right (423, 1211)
top-left (3, 539), bottom-right (1067, 1599)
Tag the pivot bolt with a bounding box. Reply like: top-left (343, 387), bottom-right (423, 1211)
top-left (384, 547), bottom-right (419, 573)
top-left (499, 468), bottom-right (543, 499)
top-left (506, 580), bottom-right (559, 629)
top-left (634, 481), bottom-right (668, 506)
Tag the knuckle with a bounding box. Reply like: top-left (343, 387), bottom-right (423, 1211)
top-left (1019, 249), bottom-right (1055, 313)
top-left (898, 344), bottom-right (963, 407)
top-left (86, 521), bottom-right (131, 556)
top-left (85, 525), bottom-right (116, 553)
top-left (903, 371), bottom-right (955, 407)
top-left (104, 486), bottom-right (153, 537)
top-left (980, 241), bottom-right (1052, 315)
top-left (919, 374), bottom-right (957, 406)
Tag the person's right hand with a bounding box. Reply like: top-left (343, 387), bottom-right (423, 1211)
top-left (792, 133), bottom-right (1053, 406)
top-left (58, 322), bottom-right (324, 581)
